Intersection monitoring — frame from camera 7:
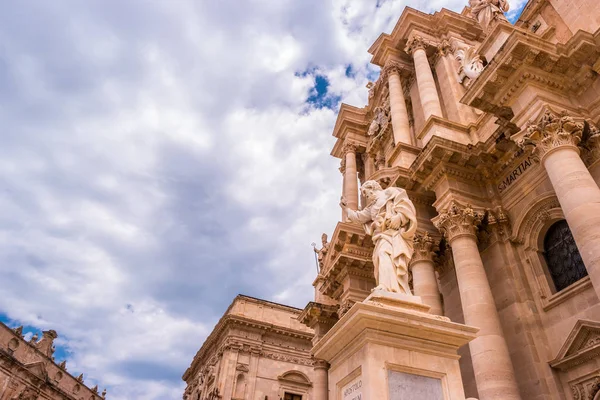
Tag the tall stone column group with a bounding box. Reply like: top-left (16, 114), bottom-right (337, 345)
top-left (519, 109), bottom-right (600, 300)
top-left (405, 36), bottom-right (443, 122)
top-left (434, 205), bottom-right (522, 400)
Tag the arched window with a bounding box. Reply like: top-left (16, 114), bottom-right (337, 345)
top-left (543, 220), bottom-right (588, 292)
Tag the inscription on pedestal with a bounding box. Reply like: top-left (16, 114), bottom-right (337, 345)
top-left (342, 376), bottom-right (362, 400)
top-left (388, 371), bottom-right (442, 400)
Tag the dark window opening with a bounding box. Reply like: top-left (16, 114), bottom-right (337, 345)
top-left (543, 220), bottom-right (588, 292)
top-left (284, 393), bottom-right (302, 400)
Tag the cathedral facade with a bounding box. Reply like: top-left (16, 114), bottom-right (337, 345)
top-left (184, 0), bottom-right (600, 399)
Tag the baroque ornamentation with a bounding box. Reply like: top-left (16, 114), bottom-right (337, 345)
top-left (517, 108), bottom-right (584, 161)
top-left (434, 203), bottom-right (483, 243)
top-left (455, 45), bottom-right (485, 85)
top-left (411, 232), bottom-right (439, 263)
top-left (342, 180), bottom-right (417, 294)
top-left (367, 106), bottom-right (390, 140)
top-left (11, 387), bottom-right (38, 400)
top-left (486, 206), bottom-right (511, 242)
top-left (438, 39), bottom-right (454, 57)
top-left (571, 375), bottom-right (600, 400)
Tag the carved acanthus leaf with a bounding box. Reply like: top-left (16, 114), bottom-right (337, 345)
top-left (516, 108), bottom-right (584, 160)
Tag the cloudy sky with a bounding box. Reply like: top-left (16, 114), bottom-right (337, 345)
top-left (0, 1), bottom-right (526, 399)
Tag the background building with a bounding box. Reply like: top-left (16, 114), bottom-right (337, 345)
top-left (0, 322), bottom-right (105, 400)
top-left (184, 0), bottom-right (600, 399)
top-left (183, 296), bottom-right (316, 400)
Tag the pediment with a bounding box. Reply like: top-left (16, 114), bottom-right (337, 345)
top-left (24, 361), bottom-right (48, 380)
top-left (550, 319), bottom-right (600, 371)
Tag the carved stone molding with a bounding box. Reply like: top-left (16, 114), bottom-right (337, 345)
top-left (411, 232), bottom-right (439, 263)
top-left (433, 203), bottom-right (483, 243)
top-left (405, 36), bottom-right (429, 55)
top-left (516, 108), bottom-right (584, 161)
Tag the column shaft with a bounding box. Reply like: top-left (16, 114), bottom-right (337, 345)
top-left (412, 48), bottom-right (442, 121)
top-left (344, 146), bottom-right (359, 211)
top-left (388, 71), bottom-right (412, 145)
top-left (543, 147), bottom-right (600, 299)
top-left (313, 361), bottom-right (329, 400)
top-left (450, 234), bottom-right (521, 400)
top-left (363, 153), bottom-right (375, 180)
top-left (411, 259), bottom-right (443, 315)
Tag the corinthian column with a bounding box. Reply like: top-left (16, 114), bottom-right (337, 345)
top-left (384, 63), bottom-right (412, 145)
top-left (410, 232), bottom-right (443, 315)
top-left (405, 36), bottom-right (443, 121)
top-left (313, 359), bottom-right (329, 400)
top-left (518, 109), bottom-right (600, 300)
top-left (343, 143), bottom-right (359, 211)
top-left (434, 204), bottom-right (521, 400)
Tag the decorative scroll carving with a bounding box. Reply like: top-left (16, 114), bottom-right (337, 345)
top-left (517, 108), bottom-right (584, 160)
top-left (433, 203), bottom-right (483, 243)
top-left (582, 122), bottom-right (600, 166)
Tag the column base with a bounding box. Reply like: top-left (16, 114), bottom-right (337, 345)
top-left (312, 291), bottom-right (478, 400)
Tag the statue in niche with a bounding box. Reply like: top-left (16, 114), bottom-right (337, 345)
top-left (469, 0), bottom-right (509, 30)
top-left (455, 46), bottom-right (485, 84)
top-left (314, 233), bottom-right (330, 271)
top-left (367, 106), bottom-right (388, 139)
top-left (340, 180), bottom-right (417, 294)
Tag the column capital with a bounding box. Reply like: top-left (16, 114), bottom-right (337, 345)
top-left (342, 142), bottom-right (358, 155)
top-left (411, 232), bottom-right (439, 263)
top-left (517, 108), bottom-right (584, 161)
top-left (405, 36), bottom-right (429, 55)
top-left (313, 358), bottom-right (330, 370)
top-left (382, 60), bottom-right (406, 79)
top-left (433, 203), bottom-right (483, 243)
top-left (437, 39), bottom-right (454, 57)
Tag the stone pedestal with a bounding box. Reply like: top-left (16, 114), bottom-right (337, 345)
top-left (312, 290), bottom-right (478, 400)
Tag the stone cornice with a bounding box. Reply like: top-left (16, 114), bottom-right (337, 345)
top-left (183, 313), bottom-right (313, 381)
top-left (297, 302), bottom-right (339, 328)
top-left (550, 319), bottom-right (600, 371)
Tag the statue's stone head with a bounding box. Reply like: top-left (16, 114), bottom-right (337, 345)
top-left (361, 180), bottom-right (383, 202)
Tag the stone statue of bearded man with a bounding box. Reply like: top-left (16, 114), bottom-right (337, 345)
top-left (340, 181), bottom-right (417, 294)
top-left (469, 0), bottom-right (510, 30)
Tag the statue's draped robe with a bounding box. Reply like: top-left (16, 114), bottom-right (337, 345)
top-left (469, 0), bottom-right (509, 30)
top-left (348, 188), bottom-right (417, 294)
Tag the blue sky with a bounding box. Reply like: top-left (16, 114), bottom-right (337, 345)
top-left (0, 1), bottom-right (526, 398)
